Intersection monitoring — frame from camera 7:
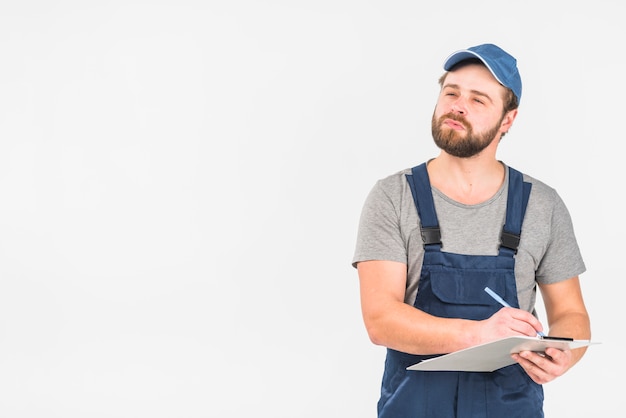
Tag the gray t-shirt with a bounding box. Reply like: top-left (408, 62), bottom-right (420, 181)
top-left (352, 163), bottom-right (586, 313)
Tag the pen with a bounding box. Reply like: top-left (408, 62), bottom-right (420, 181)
top-left (484, 287), bottom-right (546, 337)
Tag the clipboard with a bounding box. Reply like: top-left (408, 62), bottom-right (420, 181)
top-left (407, 336), bottom-right (599, 372)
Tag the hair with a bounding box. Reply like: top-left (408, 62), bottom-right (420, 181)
top-left (438, 58), bottom-right (519, 115)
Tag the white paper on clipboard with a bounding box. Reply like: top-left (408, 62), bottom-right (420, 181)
top-left (407, 336), bottom-right (599, 372)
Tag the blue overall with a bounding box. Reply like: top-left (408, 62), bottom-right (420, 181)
top-left (377, 163), bottom-right (544, 418)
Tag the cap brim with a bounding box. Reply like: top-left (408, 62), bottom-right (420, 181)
top-left (442, 49), bottom-right (507, 89)
top-left (443, 50), bottom-right (482, 71)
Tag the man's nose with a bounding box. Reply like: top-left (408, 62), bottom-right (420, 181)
top-left (450, 98), bottom-right (467, 115)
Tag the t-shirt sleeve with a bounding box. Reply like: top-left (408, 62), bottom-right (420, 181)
top-left (351, 179), bottom-right (409, 268)
top-left (535, 191), bottom-right (586, 284)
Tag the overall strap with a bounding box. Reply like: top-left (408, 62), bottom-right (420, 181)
top-left (406, 163), bottom-right (442, 250)
top-left (499, 167), bottom-right (532, 257)
top-left (406, 163), bottom-right (532, 255)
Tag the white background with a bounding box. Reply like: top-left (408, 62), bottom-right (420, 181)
top-left (0, 1), bottom-right (620, 417)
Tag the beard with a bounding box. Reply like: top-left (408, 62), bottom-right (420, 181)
top-left (431, 112), bottom-right (502, 158)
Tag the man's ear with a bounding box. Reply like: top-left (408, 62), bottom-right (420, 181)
top-left (500, 109), bottom-right (518, 134)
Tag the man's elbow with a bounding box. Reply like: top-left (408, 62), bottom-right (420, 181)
top-left (364, 319), bottom-right (388, 347)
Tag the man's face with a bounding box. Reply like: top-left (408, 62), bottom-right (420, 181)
top-left (431, 64), bottom-right (509, 158)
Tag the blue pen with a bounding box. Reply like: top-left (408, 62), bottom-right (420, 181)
top-left (484, 287), bottom-right (546, 337)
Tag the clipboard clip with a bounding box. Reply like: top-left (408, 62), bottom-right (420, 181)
top-left (540, 335), bottom-right (574, 342)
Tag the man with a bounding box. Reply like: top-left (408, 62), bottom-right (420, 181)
top-left (352, 43), bottom-right (591, 417)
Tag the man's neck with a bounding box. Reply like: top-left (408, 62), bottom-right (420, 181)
top-left (426, 154), bottom-right (505, 205)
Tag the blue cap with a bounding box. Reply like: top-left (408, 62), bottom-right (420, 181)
top-left (443, 43), bottom-right (522, 104)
